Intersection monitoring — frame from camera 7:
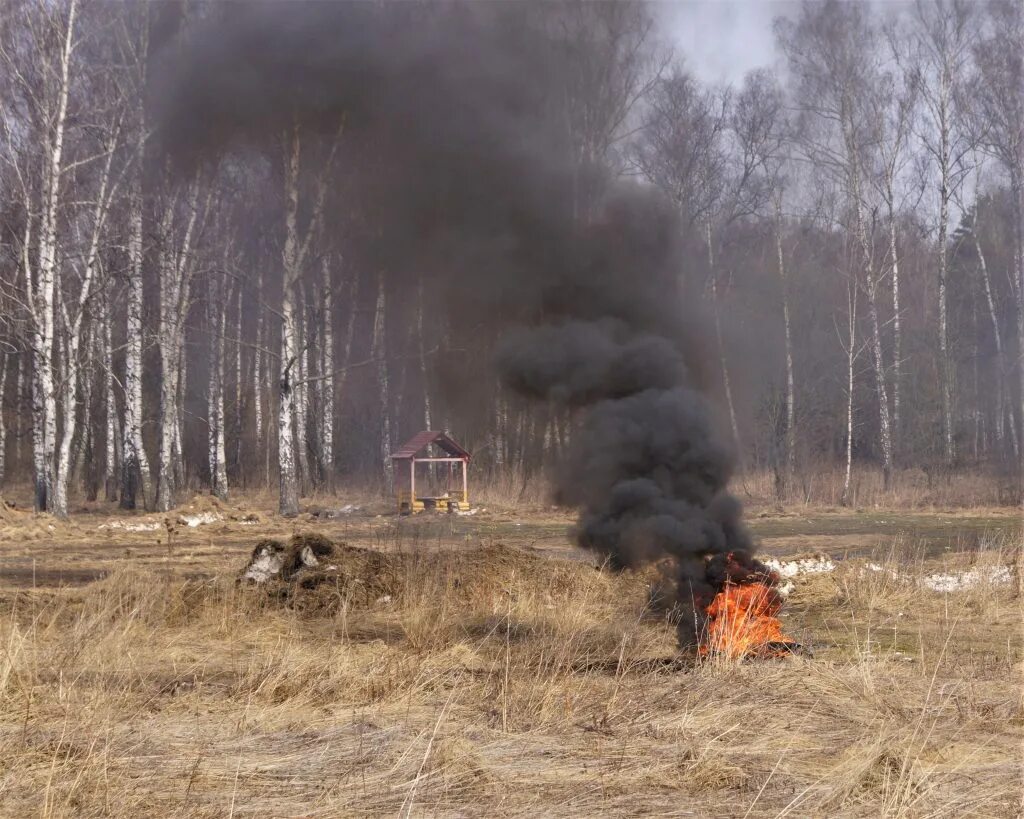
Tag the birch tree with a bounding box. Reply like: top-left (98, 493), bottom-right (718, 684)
top-left (50, 102), bottom-right (125, 519)
top-left (908, 0), bottom-right (976, 463)
top-left (973, 0), bottom-right (1024, 478)
top-left (277, 119), bottom-right (338, 515)
top-left (317, 254), bottom-right (334, 485)
top-left (207, 264), bottom-right (228, 500)
top-left (779, 0), bottom-right (895, 490)
top-left (0, 0), bottom-right (80, 511)
top-left (154, 178), bottom-right (204, 511)
top-left (119, 175), bottom-right (152, 508)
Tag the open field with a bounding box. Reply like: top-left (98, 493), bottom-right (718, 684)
top-left (0, 491), bottom-right (1022, 817)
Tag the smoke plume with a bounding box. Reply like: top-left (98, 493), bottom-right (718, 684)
top-left (153, 2), bottom-right (765, 646)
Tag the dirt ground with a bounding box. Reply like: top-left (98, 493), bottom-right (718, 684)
top-left (0, 490), bottom-right (1021, 816)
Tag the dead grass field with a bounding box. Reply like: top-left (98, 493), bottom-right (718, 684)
top-left (0, 490), bottom-right (1021, 817)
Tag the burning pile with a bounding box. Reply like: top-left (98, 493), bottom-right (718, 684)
top-left (696, 552), bottom-right (799, 659)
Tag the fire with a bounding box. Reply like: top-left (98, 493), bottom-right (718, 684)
top-left (700, 580), bottom-right (796, 659)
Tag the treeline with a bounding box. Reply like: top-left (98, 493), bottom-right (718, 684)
top-left (0, 0), bottom-right (1021, 516)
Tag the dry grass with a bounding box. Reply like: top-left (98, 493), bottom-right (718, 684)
top-left (0, 527), bottom-right (1021, 817)
top-left (737, 464), bottom-right (1019, 510)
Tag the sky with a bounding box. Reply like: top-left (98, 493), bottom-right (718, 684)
top-left (657, 0), bottom-right (800, 85)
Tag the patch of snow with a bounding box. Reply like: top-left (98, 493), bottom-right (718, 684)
top-left (178, 512), bottom-right (221, 527)
top-left (859, 561), bottom-right (1013, 592)
top-left (99, 520), bottom-right (161, 532)
top-left (299, 545), bottom-right (319, 568)
top-left (242, 544), bottom-right (284, 583)
top-left (455, 507), bottom-right (479, 516)
top-left (921, 566), bottom-right (1012, 592)
top-left (761, 555), bottom-right (836, 597)
top-left (338, 504), bottom-right (362, 514)
top-left (762, 555), bottom-right (836, 579)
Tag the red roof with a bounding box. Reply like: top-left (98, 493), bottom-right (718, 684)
top-left (390, 431), bottom-right (471, 460)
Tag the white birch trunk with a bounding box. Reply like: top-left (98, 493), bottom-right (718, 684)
top-left (155, 183), bottom-right (201, 512)
top-left (319, 256), bottom-right (334, 483)
top-left (207, 275), bottom-right (228, 501)
top-left (849, 150), bottom-right (893, 491)
top-left (224, 279), bottom-right (241, 479)
top-left (26, 0), bottom-right (77, 512)
top-left (253, 269), bottom-right (264, 451)
top-left (278, 292), bottom-right (300, 516)
top-left (864, 271), bottom-right (894, 491)
top-left (15, 352), bottom-right (24, 476)
top-left (278, 124), bottom-right (302, 516)
top-left (121, 184), bottom-right (152, 509)
top-left (52, 333), bottom-right (76, 519)
top-left (52, 115), bottom-right (119, 519)
top-left (156, 234), bottom-right (181, 512)
top-left (103, 297), bottom-right (118, 501)
top-left (31, 360), bottom-right (48, 511)
top-left (936, 94), bottom-right (954, 465)
top-left (294, 286), bottom-right (309, 484)
top-left (775, 199), bottom-right (796, 482)
top-left (841, 279), bottom-right (858, 507)
top-left (276, 118), bottom-right (336, 511)
top-left (889, 210), bottom-right (902, 455)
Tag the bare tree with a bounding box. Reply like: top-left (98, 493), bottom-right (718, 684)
top-left (973, 0), bottom-right (1024, 480)
top-left (778, 0), bottom-right (895, 490)
top-left (207, 258), bottom-right (228, 501)
top-left (907, 0), bottom-right (977, 463)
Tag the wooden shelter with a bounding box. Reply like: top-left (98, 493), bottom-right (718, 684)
top-left (390, 431), bottom-right (471, 514)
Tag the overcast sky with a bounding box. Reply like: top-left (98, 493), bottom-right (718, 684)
top-left (657, 0), bottom-right (801, 85)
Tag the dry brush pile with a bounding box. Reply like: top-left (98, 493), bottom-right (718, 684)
top-left (0, 535), bottom-right (1021, 817)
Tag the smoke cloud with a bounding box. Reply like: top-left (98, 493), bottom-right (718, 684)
top-left (153, 1), bottom-right (767, 646)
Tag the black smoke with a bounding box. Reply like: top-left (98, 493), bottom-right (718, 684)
top-left (152, 1), bottom-right (767, 647)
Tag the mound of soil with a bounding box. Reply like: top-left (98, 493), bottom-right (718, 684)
top-left (239, 534), bottom-right (605, 616)
top-left (241, 533), bottom-right (405, 610)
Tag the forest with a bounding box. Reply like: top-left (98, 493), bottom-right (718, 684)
top-left (0, 0), bottom-right (1022, 518)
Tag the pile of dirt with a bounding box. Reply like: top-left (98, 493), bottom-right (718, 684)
top-left (239, 534), bottom-right (609, 615)
top-left (241, 533), bottom-right (405, 610)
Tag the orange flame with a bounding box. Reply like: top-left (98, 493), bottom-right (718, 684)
top-left (700, 581), bottom-right (795, 659)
